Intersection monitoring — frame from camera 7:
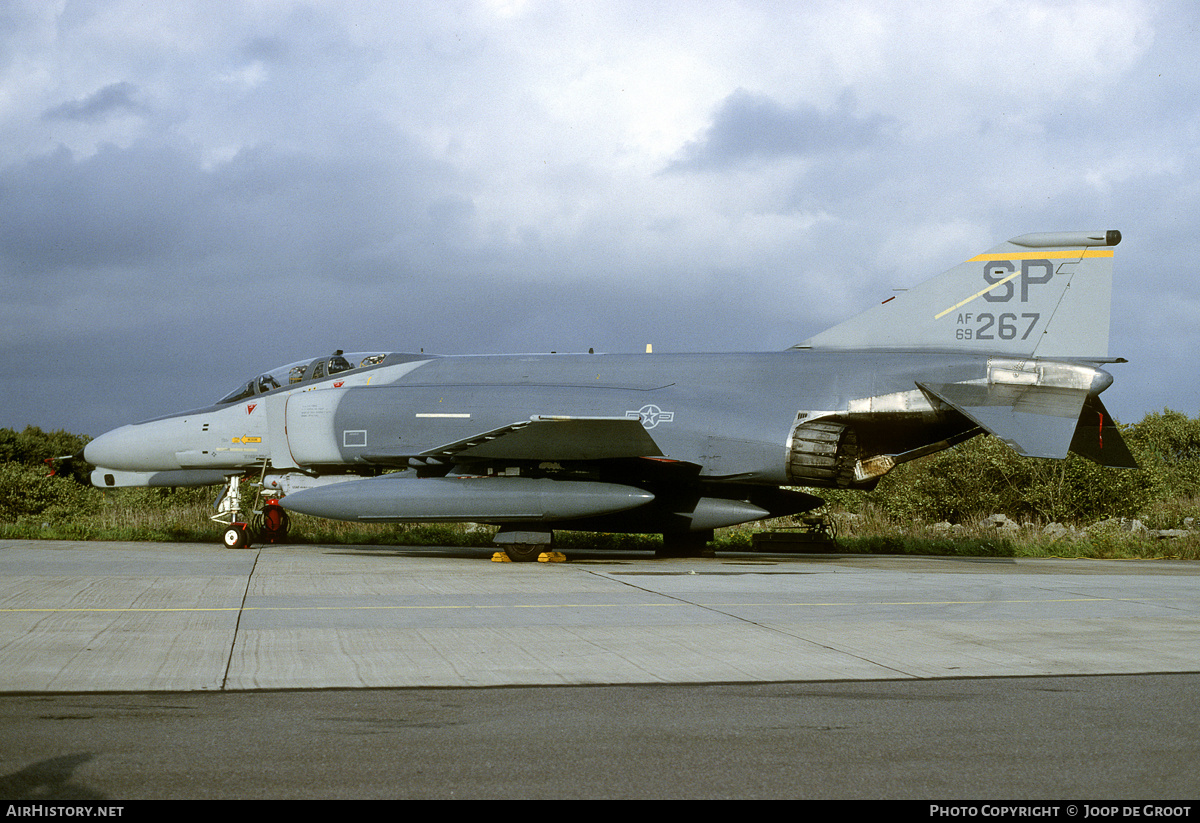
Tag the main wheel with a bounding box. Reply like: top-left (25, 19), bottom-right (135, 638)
top-left (223, 524), bottom-right (250, 549)
top-left (504, 543), bottom-right (544, 562)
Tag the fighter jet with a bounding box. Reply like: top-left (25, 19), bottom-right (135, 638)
top-left (84, 230), bottom-right (1134, 559)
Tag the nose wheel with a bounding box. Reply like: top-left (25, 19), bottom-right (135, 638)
top-left (223, 523), bottom-right (251, 549)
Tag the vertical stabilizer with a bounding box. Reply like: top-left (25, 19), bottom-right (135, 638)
top-left (795, 230), bottom-right (1120, 358)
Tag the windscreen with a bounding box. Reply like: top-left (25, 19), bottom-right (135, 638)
top-left (216, 353), bottom-right (391, 404)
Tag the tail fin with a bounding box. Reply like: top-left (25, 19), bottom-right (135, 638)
top-left (795, 230), bottom-right (1121, 358)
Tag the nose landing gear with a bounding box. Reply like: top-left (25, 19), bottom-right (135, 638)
top-left (213, 472), bottom-right (290, 549)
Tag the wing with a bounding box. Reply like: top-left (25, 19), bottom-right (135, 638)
top-left (359, 415), bottom-right (664, 465)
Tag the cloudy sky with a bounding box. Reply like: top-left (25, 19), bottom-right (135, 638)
top-left (2, 0), bottom-right (1197, 437)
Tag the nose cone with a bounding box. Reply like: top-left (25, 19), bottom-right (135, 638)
top-left (84, 421), bottom-right (183, 472)
top-left (85, 425), bottom-right (143, 470)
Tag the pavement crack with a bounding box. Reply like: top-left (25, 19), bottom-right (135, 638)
top-left (588, 569), bottom-right (916, 678)
top-left (222, 548), bottom-right (261, 690)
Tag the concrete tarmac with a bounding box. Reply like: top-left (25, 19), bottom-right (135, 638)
top-left (3, 540), bottom-right (1200, 799)
top-left (2, 539), bottom-right (1198, 692)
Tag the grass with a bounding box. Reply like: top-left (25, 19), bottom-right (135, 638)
top-left (2, 481), bottom-right (1198, 560)
top-left (5, 509), bottom-right (1199, 561)
top-left (814, 504), bottom-right (1200, 560)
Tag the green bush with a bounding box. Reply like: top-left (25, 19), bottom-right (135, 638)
top-left (0, 426), bottom-right (92, 484)
top-left (0, 462), bottom-right (102, 523)
top-left (1124, 409), bottom-right (1200, 500)
top-left (859, 428), bottom-right (1156, 525)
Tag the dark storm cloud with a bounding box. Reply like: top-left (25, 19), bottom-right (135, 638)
top-left (669, 89), bottom-right (893, 170)
top-left (0, 118), bottom-right (485, 433)
top-left (0, 143), bottom-right (213, 271)
top-left (0, 132), bottom-right (460, 279)
top-left (42, 82), bottom-right (148, 122)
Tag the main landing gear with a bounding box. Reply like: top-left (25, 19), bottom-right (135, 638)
top-left (493, 526), bottom-right (553, 562)
top-left (214, 473), bottom-right (290, 549)
top-left (493, 526), bottom-right (717, 561)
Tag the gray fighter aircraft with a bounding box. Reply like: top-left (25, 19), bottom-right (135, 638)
top-left (84, 229), bottom-right (1134, 559)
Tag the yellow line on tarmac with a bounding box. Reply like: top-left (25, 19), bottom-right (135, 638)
top-left (0, 603), bottom-right (682, 613)
top-left (0, 596), bottom-right (1177, 614)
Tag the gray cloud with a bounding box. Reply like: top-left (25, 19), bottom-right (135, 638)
top-left (669, 89), bottom-right (893, 170)
top-left (42, 82), bottom-right (149, 123)
top-left (0, 129), bottom-right (461, 278)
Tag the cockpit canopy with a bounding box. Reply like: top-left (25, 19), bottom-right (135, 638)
top-left (217, 351), bottom-right (390, 404)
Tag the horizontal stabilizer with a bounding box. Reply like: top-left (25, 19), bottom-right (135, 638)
top-left (918, 381), bottom-right (1088, 459)
top-left (918, 381), bottom-right (1136, 467)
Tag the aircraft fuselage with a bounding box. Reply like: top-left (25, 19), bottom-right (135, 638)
top-left (85, 349), bottom-right (1010, 482)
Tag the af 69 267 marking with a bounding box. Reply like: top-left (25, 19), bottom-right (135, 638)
top-left (955, 312), bottom-right (1041, 341)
